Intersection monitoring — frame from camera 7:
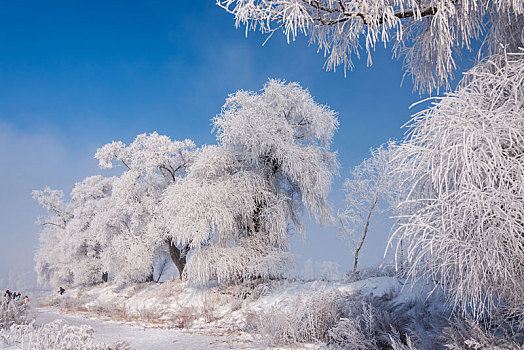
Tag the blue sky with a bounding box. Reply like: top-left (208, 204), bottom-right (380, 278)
top-left (0, 1), bottom-right (472, 287)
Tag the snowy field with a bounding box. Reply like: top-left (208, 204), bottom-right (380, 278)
top-left (16, 275), bottom-right (429, 349)
top-left (0, 276), bottom-right (409, 349)
top-left (33, 308), bottom-right (264, 350)
top-left (4, 272), bottom-right (522, 348)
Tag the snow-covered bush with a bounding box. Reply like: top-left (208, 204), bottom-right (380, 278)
top-left (245, 282), bottom-right (448, 348)
top-left (88, 301), bottom-right (129, 321)
top-left (155, 279), bottom-right (184, 299)
top-left (230, 278), bottom-right (280, 301)
top-left (42, 289), bottom-right (96, 314)
top-left (329, 295), bottom-right (410, 349)
top-left (442, 316), bottom-right (523, 350)
top-left (0, 298), bottom-right (34, 329)
top-left (343, 264), bottom-right (397, 283)
top-left (328, 287), bottom-right (449, 350)
top-left (0, 319), bottom-right (130, 350)
top-left (170, 306), bottom-right (197, 329)
top-left (246, 287), bottom-right (342, 346)
top-left (392, 51), bottom-right (524, 323)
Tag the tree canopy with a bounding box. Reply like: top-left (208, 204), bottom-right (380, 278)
top-left (392, 51), bottom-right (524, 321)
top-left (34, 80), bottom-right (339, 288)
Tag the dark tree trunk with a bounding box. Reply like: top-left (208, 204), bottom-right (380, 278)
top-left (155, 255), bottom-right (169, 283)
top-left (145, 268), bottom-right (154, 282)
top-left (253, 201), bottom-right (263, 234)
top-left (166, 238), bottom-right (191, 280)
top-left (146, 272), bottom-right (155, 282)
top-left (101, 272), bottom-right (108, 283)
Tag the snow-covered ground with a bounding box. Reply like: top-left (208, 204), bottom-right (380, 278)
top-left (38, 276), bottom-right (404, 329)
top-left (34, 308), bottom-right (263, 349)
top-left (1, 275), bottom-right (453, 349)
top-left (28, 276), bottom-right (421, 349)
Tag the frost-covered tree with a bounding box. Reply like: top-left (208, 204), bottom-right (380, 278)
top-left (34, 224), bottom-right (72, 288)
top-left (33, 176), bottom-right (115, 287)
top-left (338, 141), bottom-right (404, 272)
top-left (33, 188), bottom-right (74, 287)
top-left (162, 80), bottom-right (339, 285)
top-left (35, 132), bottom-right (196, 286)
top-left (34, 83), bottom-right (337, 287)
top-left (67, 176), bottom-right (116, 286)
top-left (92, 171), bottom-right (161, 283)
top-left (391, 51), bottom-right (524, 322)
top-left (94, 132), bottom-right (196, 282)
top-left (218, 0), bottom-right (523, 93)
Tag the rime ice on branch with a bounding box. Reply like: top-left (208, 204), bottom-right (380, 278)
top-left (338, 141), bottom-right (404, 273)
top-left (392, 51), bottom-right (524, 322)
top-left (218, 0), bottom-right (524, 93)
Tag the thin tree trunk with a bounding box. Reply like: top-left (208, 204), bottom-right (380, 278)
top-left (155, 255), bottom-right (168, 283)
top-left (399, 239), bottom-right (405, 276)
top-left (353, 196), bottom-right (379, 273)
top-left (145, 266), bottom-right (154, 282)
top-left (166, 238), bottom-right (190, 280)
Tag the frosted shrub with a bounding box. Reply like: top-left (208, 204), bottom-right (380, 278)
top-left (171, 306), bottom-right (197, 329)
top-left (329, 290), bottom-right (449, 349)
top-left (344, 264), bottom-right (397, 282)
top-left (0, 319), bottom-right (130, 349)
top-left (390, 336), bottom-right (419, 350)
top-left (89, 302), bottom-right (128, 320)
top-left (247, 287), bottom-right (342, 346)
top-left (200, 294), bottom-right (219, 323)
top-left (244, 279), bottom-right (280, 301)
top-left (230, 297), bottom-right (243, 312)
top-left (43, 292), bottom-right (94, 313)
top-left (329, 299), bottom-right (410, 349)
top-left (442, 316), bottom-right (523, 350)
top-left (0, 298), bottom-right (34, 329)
top-left (155, 279), bottom-right (183, 298)
top-left (136, 307), bottom-right (164, 324)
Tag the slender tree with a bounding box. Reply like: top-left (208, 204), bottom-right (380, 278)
top-left (339, 141), bottom-right (403, 272)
